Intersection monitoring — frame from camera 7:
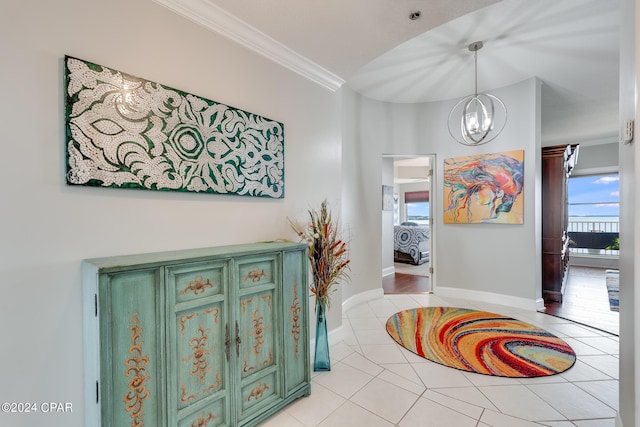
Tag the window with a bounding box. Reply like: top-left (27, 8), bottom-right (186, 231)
top-left (568, 173), bottom-right (619, 224)
top-left (568, 174), bottom-right (619, 216)
top-left (404, 190), bottom-right (429, 226)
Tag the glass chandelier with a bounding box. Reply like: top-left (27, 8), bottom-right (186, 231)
top-left (448, 41), bottom-right (507, 146)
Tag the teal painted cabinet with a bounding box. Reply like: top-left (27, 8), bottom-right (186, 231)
top-left (82, 243), bottom-right (310, 427)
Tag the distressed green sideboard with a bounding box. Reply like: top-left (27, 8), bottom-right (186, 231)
top-left (82, 242), bottom-right (310, 426)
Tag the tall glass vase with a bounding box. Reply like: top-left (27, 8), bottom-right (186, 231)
top-left (313, 300), bottom-right (331, 371)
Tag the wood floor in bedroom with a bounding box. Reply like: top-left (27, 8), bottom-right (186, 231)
top-left (382, 271), bottom-right (430, 294)
top-left (382, 265), bottom-right (619, 335)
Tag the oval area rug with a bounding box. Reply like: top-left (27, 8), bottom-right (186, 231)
top-left (386, 307), bottom-right (576, 377)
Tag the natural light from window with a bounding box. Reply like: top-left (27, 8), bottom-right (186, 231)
top-left (406, 202), bottom-right (429, 226)
top-left (568, 173), bottom-right (619, 228)
top-left (567, 173), bottom-right (619, 255)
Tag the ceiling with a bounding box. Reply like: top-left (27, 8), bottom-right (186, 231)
top-left (188, 0), bottom-right (501, 81)
top-left (155, 0), bottom-right (621, 142)
top-left (348, 0), bottom-right (620, 104)
top-left (391, 156), bottom-right (431, 185)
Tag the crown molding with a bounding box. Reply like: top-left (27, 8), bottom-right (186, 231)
top-left (153, 0), bottom-right (345, 92)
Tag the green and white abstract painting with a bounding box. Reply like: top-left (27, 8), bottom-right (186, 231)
top-left (65, 56), bottom-right (284, 198)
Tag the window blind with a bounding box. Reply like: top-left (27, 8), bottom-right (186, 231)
top-left (404, 191), bottom-right (429, 203)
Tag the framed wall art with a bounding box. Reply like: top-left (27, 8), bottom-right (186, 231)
top-left (443, 150), bottom-right (524, 224)
top-left (64, 56), bottom-right (284, 198)
top-left (382, 185), bottom-right (393, 211)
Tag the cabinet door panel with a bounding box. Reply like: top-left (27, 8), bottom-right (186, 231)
top-left (282, 250), bottom-right (309, 394)
top-left (167, 262), bottom-right (231, 426)
top-left (236, 289), bottom-right (282, 422)
top-left (101, 269), bottom-right (162, 427)
top-left (175, 302), bottom-right (227, 410)
top-left (238, 290), bottom-right (277, 378)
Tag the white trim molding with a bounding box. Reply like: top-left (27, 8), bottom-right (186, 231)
top-left (313, 288), bottom-right (384, 348)
top-left (310, 325), bottom-right (345, 352)
top-left (152, 0), bottom-right (345, 91)
top-left (309, 289), bottom-right (384, 353)
top-left (342, 288), bottom-right (385, 314)
top-left (382, 266), bottom-right (395, 277)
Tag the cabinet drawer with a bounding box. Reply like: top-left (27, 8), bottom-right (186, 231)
top-left (168, 261), bottom-right (228, 304)
top-left (237, 256), bottom-right (277, 289)
top-left (178, 398), bottom-right (227, 427)
top-left (240, 371), bottom-right (280, 416)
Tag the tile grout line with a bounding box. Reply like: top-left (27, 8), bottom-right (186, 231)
top-left (305, 295), bottom-right (620, 427)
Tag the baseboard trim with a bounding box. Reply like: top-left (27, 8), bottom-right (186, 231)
top-left (435, 286), bottom-right (540, 311)
top-left (311, 288), bottom-right (385, 350)
top-left (310, 324), bottom-right (345, 351)
top-left (342, 288), bottom-right (385, 314)
top-left (382, 266), bottom-right (395, 277)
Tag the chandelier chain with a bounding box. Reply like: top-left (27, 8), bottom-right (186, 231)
top-left (474, 48), bottom-right (478, 96)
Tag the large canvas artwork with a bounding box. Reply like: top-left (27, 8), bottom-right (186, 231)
top-left (65, 56), bottom-right (284, 198)
top-left (443, 150), bottom-right (524, 224)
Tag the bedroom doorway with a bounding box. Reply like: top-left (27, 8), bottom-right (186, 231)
top-left (382, 155), bottom-right (434, 294)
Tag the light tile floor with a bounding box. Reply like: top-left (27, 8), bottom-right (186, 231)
top-left (260, 293), bottom-right (619, 427)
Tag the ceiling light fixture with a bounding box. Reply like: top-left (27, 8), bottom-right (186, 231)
top-left (447, 41), bottom-right (507, 146)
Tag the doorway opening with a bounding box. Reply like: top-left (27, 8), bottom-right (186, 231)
top-left (381, 155), bottom-right (434, 294)
top-left (543, 168), bottom-right (620, 335)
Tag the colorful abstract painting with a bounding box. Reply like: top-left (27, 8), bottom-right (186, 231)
top-left (443, 150), bottom-right (524, 224)
top-left (65, 56), bottom-right (284, 198)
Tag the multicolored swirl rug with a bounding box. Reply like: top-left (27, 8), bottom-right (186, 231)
top-left (386, 307), bottom-right (576, 377)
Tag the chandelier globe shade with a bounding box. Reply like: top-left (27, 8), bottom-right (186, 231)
top-left (448, 41), bottom-right (507, 146)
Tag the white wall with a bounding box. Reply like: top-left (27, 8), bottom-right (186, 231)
top-left (542, 86), bottom-right (619, 145)
top-left (341, 90), bottom-right (382, 299)
top-left (0, 1), bottom-right (343, 426)
top-left (573, 141), bottom-right (619, 173)
top-left (343, 78), bottom-right (542, 307)
top-left (617, 0), bottom-right (637, 425)
top-left (381, 157), bottom-right (395, 273)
